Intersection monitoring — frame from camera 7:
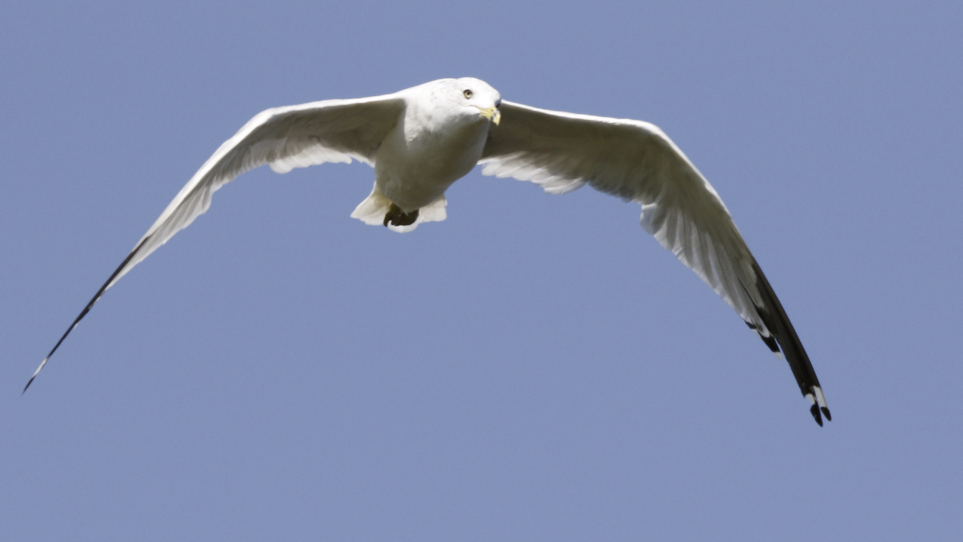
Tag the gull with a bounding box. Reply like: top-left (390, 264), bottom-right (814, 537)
top-left (26, 77), bottom-right (831, 425)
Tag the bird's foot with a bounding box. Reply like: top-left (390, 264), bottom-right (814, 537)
top-left (383, 203), bottom-right (419, 227)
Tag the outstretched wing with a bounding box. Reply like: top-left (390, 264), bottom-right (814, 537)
top-left (481, 101), bottom-right (830, 425)
top-left (26, 93), bottom-right (405, 390)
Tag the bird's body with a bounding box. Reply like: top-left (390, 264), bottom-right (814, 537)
top-left (27, 77), bottom-right (831, 425)
top-left (377, 80), bottom-right (496, 211)
top-left (350, 79), bottom-right (501, 229)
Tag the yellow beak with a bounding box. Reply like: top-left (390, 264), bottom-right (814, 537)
top-left (478, 106), bottom-right (501, 125)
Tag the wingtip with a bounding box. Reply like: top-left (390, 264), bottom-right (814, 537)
top-left (805, 391), bottom-right (830, 426)
top-left (22, 357), bottom-right (48, 395)
top-left (810, 404), bottom-right (823, 426)
top-left (813, 386), bottom-right (830, 423)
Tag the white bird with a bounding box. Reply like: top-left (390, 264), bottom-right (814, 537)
top-left (26, 77), bottom-right (831, 425)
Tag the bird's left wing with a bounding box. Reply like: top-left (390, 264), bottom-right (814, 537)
top-left (26, 93), bottom-right (405, 391)
top-left (480, 101), bottom-right (830, 425)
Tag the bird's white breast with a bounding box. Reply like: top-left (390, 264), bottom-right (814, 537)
top-left (374, 97), bottom-right (490, 211)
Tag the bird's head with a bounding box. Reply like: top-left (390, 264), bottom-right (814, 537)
top-left (447, 77), bottom-right (501, 125)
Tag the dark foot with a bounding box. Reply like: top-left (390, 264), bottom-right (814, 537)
top-left (383, 203), bottom-right (419, 227)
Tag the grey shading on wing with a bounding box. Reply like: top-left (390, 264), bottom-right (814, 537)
top-left (25, 93), bottom-right (406, 391)
top-left (480, 101), bottom-right (830, 425)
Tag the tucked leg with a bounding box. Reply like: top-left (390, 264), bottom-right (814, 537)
top-left (383, 203), bottom-right (419, 227)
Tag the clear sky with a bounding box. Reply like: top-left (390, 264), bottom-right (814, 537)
top-left (2, 1), bottom-right (961, 540)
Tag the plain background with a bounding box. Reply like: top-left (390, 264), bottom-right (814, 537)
top-left (2, 1), bottom-right (961, 540)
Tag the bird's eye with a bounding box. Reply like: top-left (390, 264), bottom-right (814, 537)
top-left (463, 89), bottom-right (473, 99)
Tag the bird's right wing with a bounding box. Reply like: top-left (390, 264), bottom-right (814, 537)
top-left (481, 101), bottom-right (830, 425)
top-left (125, 94), bottom-right (405, 286)
top-left (26, 93), bottom-right (405, 390)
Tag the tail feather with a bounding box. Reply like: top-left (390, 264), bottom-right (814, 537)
top-left (350, 182), bottom-right (447, 233)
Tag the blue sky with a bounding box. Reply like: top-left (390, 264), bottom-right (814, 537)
top-left (2, 1), bottom-right (961, 540)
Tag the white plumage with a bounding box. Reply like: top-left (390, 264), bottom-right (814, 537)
top-left (27, 77), bottom-right (830, 425)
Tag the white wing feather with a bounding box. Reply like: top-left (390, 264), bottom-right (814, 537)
top-left (25, 93), bottom-right (405, 391)
top-left (481, 101), bottom-right (759, 326)
top-left (118, 94), bottom-right (405, 288)
top-left (481, 101), bottom-right (829, 422)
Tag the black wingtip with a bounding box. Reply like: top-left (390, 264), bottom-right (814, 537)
top-left (809, 405), bottom-right (823, 427)
top-left (746, 262), bottom-right (831, 427)
top-left (22, 357), bottom-right (48, 395)
top-left (810, 404), bottom-right (823, 426)
top-left (744, 321), bottom-right (780, 354)
top-left (25, 236), bottom-right (150, 393)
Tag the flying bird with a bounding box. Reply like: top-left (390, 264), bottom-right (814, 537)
top-left (26, 77), bottom-right (831, 425)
